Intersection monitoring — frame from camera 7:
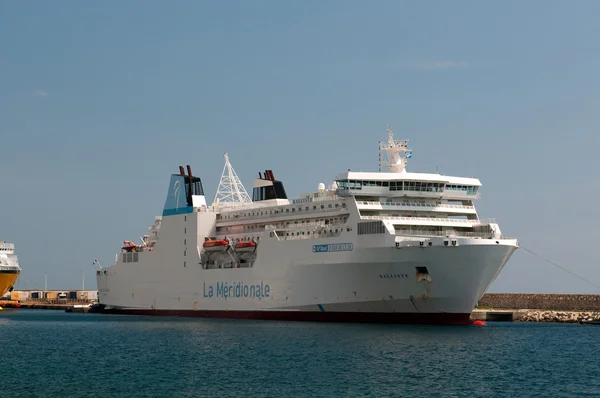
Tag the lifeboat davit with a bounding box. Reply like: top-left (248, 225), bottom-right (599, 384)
top-left (203, 238), bottom-right (230, 253)
top-left (234, 241), bottom-right (257, 253)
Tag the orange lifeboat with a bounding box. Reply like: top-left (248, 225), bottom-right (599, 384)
top-left (121, 240), bottom-right (137, 253)
top-left (234, 240), bottom-right (257, 253)
top-left (203, 238), bottom-right (229, 253)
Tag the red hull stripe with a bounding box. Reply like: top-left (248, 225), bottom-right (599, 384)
top-left (96, 308), bottom-right (472, 325)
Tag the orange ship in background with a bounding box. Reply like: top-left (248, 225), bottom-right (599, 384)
top-left (0, 242), bottom-right (21, 301)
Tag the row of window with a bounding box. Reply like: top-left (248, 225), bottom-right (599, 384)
top-left (218, 219), bottom-right (350, 239)
top-left (219, 202), bottom-right (346, 220)
top-left (389, 181), bottom-right (444, 192)
top-left (336, 180), bottom-right (479, 194)
top-left (279, 229), bottom-right (344, 237)
top-left (219, 217), bottom-right (347, 235)
top-left (445, 185), bottom-right (479, 194)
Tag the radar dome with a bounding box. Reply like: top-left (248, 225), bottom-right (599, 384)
top-left (330, 181), bottom-right (338, 190)
top-left (318, 183), bottom-right (325, 192)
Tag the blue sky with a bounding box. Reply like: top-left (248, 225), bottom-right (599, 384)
top-left (1, 1), bottom-right (599, 293)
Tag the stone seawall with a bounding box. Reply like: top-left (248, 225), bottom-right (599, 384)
top-left (471, 309), bottom-right (600, 323)
top-left (519, 310), bottom-right (600, 323)
top-left (478, 293), bottom-right (600, 311)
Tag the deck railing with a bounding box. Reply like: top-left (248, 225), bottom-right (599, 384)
top-left (361, 215), bottom-right (494, 224)
top-left (216, 203), bottom-right (347, 223)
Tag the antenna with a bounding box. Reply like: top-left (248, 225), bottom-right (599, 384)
top-left (213, 153), bottom-right (252, 205)
top-left (379, 126), bottom-right (412, 173)
top-left (378, 141), bottom-right (382, 172)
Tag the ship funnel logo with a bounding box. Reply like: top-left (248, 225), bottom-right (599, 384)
top-left (173, 180), bottom-right (181, 211)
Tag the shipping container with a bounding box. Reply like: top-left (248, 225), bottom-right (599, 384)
top-left (31, 292), bottom-right (39, 299)
top-left (10, 291), bottom-right (30, 301)
top-left (69, 291), bottom-right (77, 299)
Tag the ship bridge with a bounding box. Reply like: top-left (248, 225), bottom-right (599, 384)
top-left (332, 127), bottom-right (494, 239)
top-left (334, 172), bottom-right (481, 200)
top-left (334, 127), bottom-right (481, 200)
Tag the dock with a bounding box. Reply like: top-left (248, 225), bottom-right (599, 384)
top-left (0, 289), bottom-right (97, 312)
top-left (0, 300), bottom-right (84, 310)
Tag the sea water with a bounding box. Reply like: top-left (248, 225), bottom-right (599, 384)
top-left (1, 309), bottom-right (599, 397)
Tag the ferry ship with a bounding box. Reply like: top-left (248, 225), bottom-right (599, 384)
top-left (0, 242), bottom-right (21, 298)
top-left (96, 128), bottom-right (519, 324)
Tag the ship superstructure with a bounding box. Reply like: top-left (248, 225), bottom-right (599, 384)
top-left (96, 127), bottom-right (518, 324)
top-left (0, 242), bottom-right (21, 298)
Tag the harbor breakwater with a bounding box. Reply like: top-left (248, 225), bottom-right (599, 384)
top-left (474, 294), bottom-right (600, 323)
top-left (518, 310), bottom-right (600, 323)
top-left (471, 309), bottom-right (600, 323)
top-left (478, 293), bottom-right (600, 311)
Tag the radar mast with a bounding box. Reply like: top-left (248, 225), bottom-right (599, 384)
top-left (378, 126), bottom-right (412, 173)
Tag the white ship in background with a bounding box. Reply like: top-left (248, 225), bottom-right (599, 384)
top-left (96, 127), bottom-right (518, 324)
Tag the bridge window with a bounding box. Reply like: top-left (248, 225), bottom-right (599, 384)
top-left (390, 181), bottom-right (402, 191)
top-left (389, 181), bottom-right (445, 192)
top-left (445, 185), bottom-right (478, 195)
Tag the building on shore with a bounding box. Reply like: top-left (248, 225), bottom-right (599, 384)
top-left (2, 290), bottom-right (98, 303)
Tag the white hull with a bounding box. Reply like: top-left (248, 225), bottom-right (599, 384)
top-left (98, 210), bottom-right (517, 319)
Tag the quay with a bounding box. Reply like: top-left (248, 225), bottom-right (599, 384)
top-left (0, 289), bottom-right (97, 312)
top-left (0, 300), bottom-right (92, 311)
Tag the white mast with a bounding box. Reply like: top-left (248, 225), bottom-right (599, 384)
top-left (213, 153), bottom-right (252, 206)
top-left (379, 126), bottom-right (412, 173)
